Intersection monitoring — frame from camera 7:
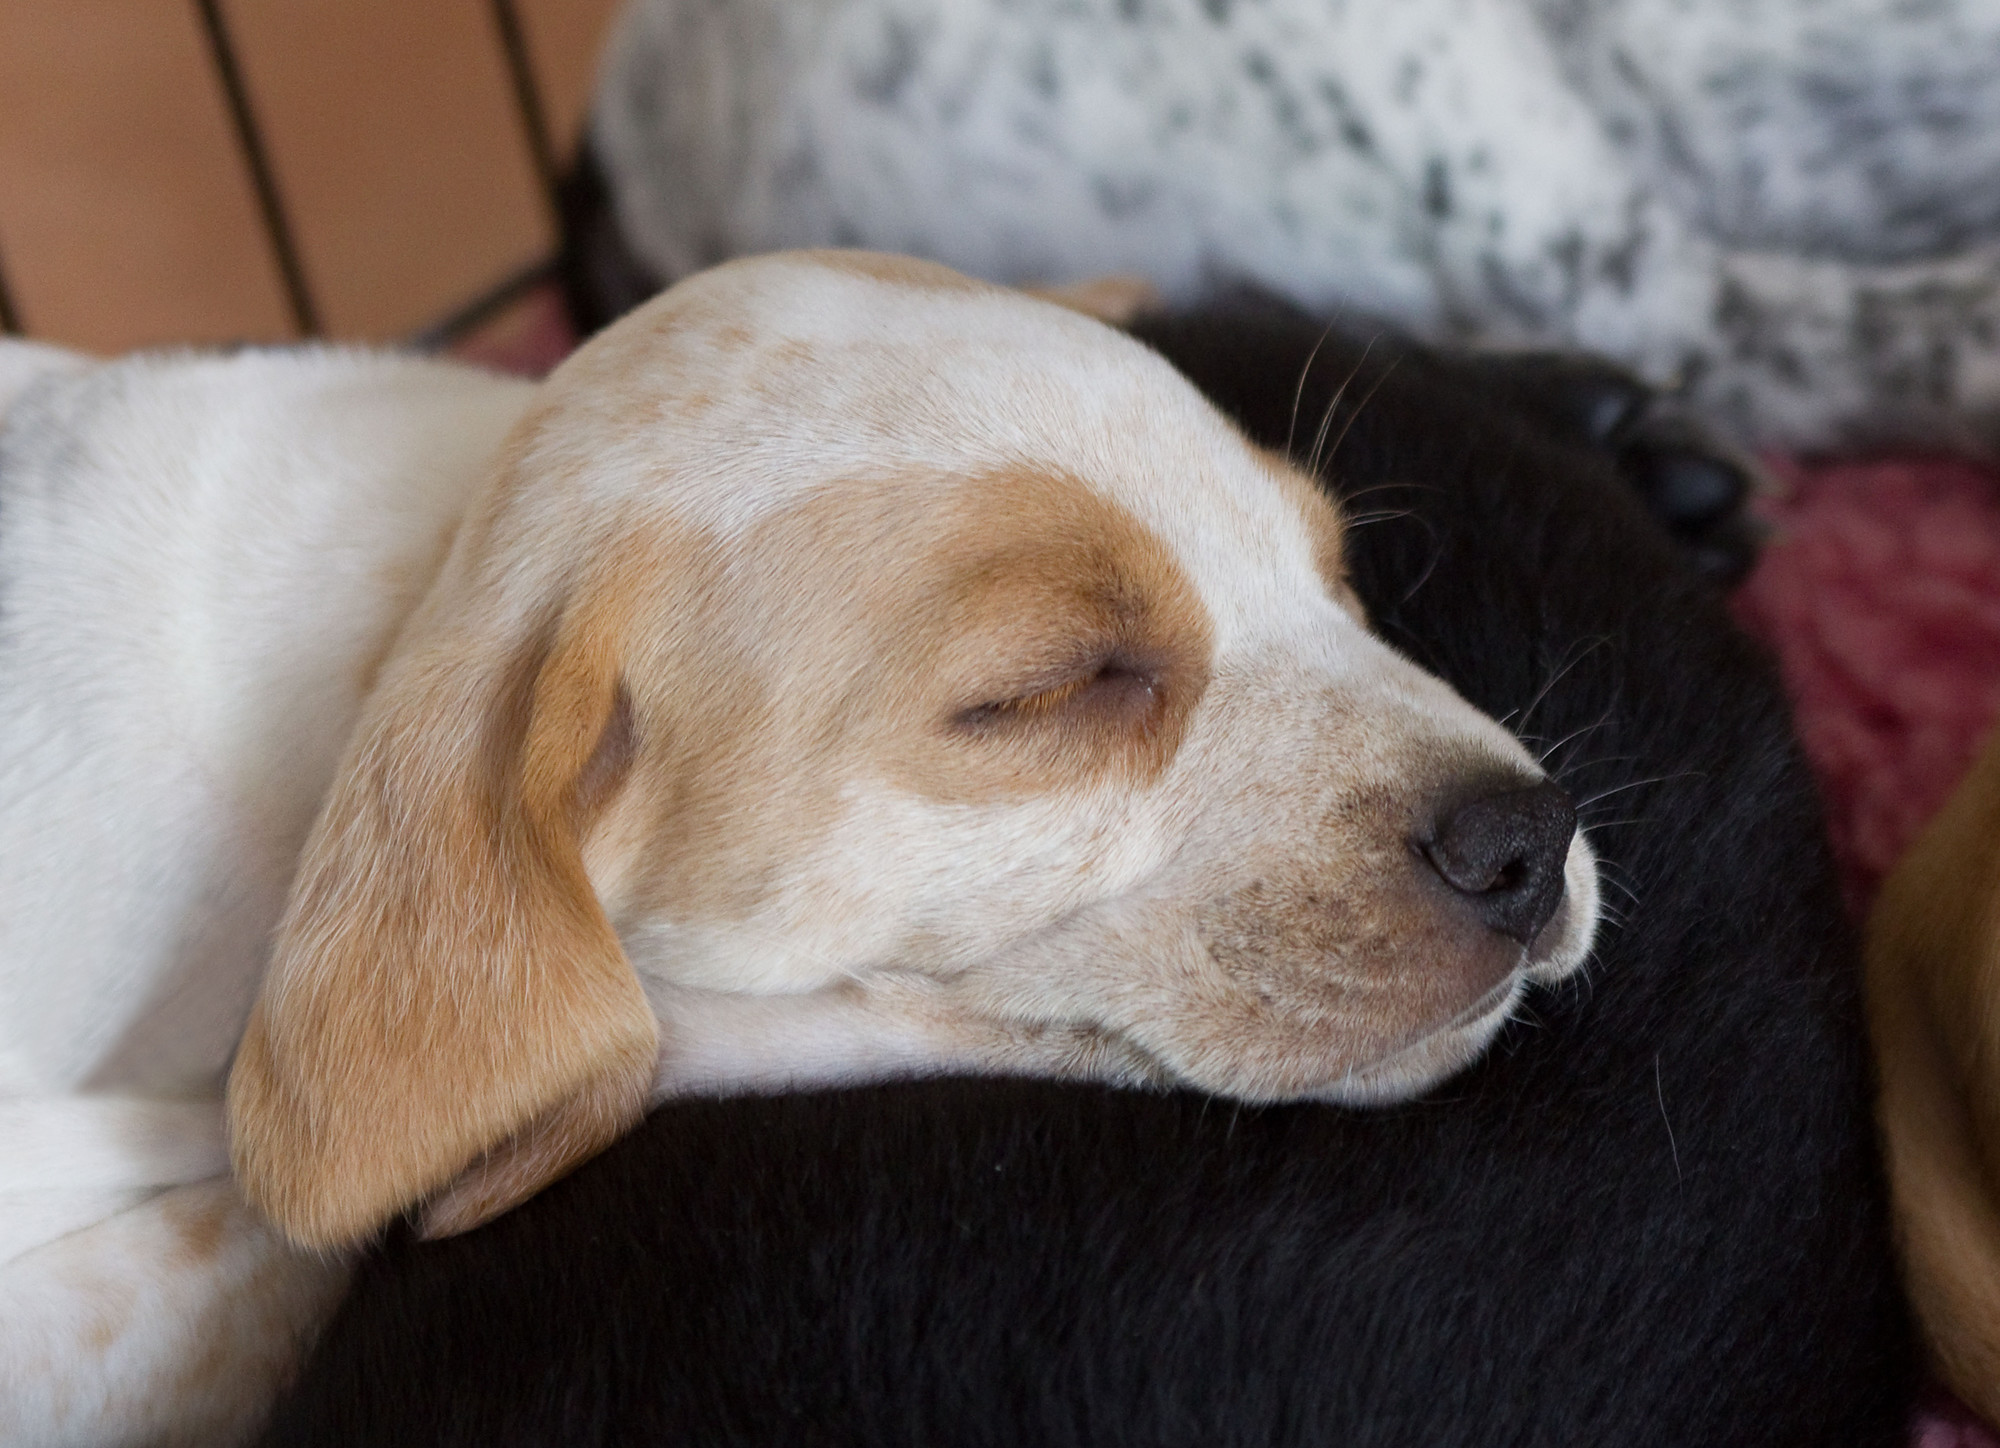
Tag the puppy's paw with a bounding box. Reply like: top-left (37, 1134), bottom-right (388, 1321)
top-left (1457, 353), bottom-right (1765, 586)
top-left (1610, 410), bottom-right (1766, 587)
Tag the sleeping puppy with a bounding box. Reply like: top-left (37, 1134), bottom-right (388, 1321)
top-left (0, 252), bottom-right (1595, 1445)
top-left (258, 302), bottom-right (1915, 1447)
top-left (1867, 730), bottom-right (2000, 1427)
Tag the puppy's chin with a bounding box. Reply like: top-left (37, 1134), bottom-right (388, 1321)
top-left (1280, 837), bottom-right (1600, 1108)
top-left (1303, 976), bottom-right (1526, 1106)
top-left (1304, 833), bottom-right (1599, 1105)
top-left (1105, 971), bottom-right (1527, 1110)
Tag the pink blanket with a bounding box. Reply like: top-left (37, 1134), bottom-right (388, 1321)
top-left (454, 289), bottom-right (2000, 1446)
top-left (1736, 456), bottom-right (2000, 907)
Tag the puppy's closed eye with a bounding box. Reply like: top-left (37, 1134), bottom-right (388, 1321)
top-left (953, 650), bottom-right (1162, 733)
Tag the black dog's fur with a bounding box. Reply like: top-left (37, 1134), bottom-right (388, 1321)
top-left (257, 311), bottom-right (1914, 1446)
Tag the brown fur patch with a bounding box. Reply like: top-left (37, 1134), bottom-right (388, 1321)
top-left (162, 1188), bottom-right (231, 1268)
top-left (796, 248), bottom-right (987, 293)
top-left (1867, 731), bottom-right (2000, 1425)
top-left (416, 1061), bottom-right (652, 1238)
top-left (598, 466), bottom-right (1215, 934)
top-left (1024, 275), bottom-right (1163, 326)
top-left (1257, 447), bottom-right (1362, 619)
top-left (80, 1296), bottom-right (131, 1354)
top-left (860, 464), bottom-right (1216, 801)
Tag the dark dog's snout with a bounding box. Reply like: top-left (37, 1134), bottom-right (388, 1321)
top-left (1421, 781), bottom-right (1577, 946)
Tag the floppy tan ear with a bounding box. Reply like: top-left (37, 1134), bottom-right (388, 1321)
top-left (228, 575), bottom-right (658, 1249)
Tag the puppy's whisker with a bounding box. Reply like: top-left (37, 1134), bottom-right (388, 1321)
top-left (1531, 704), bottom-right (1621, 762)
top-left (1551, 757), bottom-right (1648, 801)
top-left (1395, 535), bottom-right (1447, 606)
top-left (1549, 734), bottom-right (1637, 781)
top-left (1513, 636), bottom-right (1611, 737)
top-left (1302, 334), bottom-right (1379, 476)
top-left (1595, 873), bottom-right (1641, 909)
top-left (1574, 771), bottom-right (1703, 810)
top-left (1329, 481), bottom-right (1448, 528)
top-left (1560, 749), bottom-right (1644, 772)
top-left (1313, 354), bottom-right (1403, 476)
top-left (1339, 480), bottom-right (1448, 501)
top-left (1284, 317), bottom-right (1341, 460)
top-left (1340, 508), bottom-right (1417, 530)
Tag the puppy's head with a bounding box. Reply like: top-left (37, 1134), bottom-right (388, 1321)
top-left (229, 252), bottom-right (1597, 1247)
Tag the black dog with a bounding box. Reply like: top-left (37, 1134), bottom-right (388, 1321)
top-left (257, 309), bottom-right (1912, 1447)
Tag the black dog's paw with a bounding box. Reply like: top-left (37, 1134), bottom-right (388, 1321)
top-left (1127, 293), bottom-right (1770, 588)
top-left (1612, 413), bottom-right (1766, 587)
top-left (1448, 352), bottom-right (1765, 586)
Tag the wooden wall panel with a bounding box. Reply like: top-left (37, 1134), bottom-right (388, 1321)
top-left (0, 0), bottom-right (295, 351)
top-left (514, 0), bottom-right (627, 163)
top-left (221, 0), bottom-right (555, 340)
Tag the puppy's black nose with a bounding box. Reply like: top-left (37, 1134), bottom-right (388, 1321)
top-left (1422, 781), bottom-right (1576, 946)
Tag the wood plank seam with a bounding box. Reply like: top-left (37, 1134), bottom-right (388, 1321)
top-left (193, 0), bottom-right (319, 337)
top-left (407, 255), bottom-right (556, 350)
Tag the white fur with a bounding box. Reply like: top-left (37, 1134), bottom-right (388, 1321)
top-left (0, 343), bottom-right (532, 1446)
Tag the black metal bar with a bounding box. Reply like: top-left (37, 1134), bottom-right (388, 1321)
top-left (488, 0), bottom-right (563, 219)
top-left (0, 240), bottom-right (22, 335)
top-left (406, 256), bottom-right (557, 351)
top-left (193, 0), bottom-right (320, 336)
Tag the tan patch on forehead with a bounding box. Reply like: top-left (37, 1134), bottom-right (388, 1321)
top-left (1259, 447), bottom-right (1362, 619)
top-left (782, 463), bottom-right (1216, 802)
top-left (1022, 275), bottom-right (1163, 326)
top-left (793, 248), bottom-right (988, 294)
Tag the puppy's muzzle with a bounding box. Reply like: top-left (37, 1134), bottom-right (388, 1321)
top-left (1419, 780), bottom-right (1577, 948)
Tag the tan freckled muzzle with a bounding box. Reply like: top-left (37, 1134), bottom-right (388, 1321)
top-left (1060, 745), bottom-right (1598, 1108)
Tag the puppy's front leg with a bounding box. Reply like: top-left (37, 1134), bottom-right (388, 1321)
top-left (648, 977), bottom-right (1165, 1102)
top-left (0, 1179), bottom-right (350, 1448)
